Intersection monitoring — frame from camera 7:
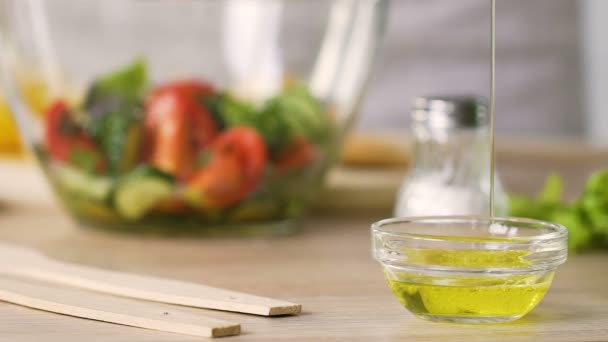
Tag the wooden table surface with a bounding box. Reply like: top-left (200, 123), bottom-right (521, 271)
top-left (0, 139), bottom-right (607, 341)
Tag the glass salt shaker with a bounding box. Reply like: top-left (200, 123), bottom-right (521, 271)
top-left (394, 96), bottom-right (508, 217)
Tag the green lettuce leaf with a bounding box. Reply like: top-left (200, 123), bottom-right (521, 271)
top-left (83, 59), bottom-right (148, 174)
top-left (509, 172), bottom-right (595, 253)
top-left (85, 59), bottom-right (148, 112)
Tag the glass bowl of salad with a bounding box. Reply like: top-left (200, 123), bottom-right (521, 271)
top-left (0, 0), bottom-right (387, 235)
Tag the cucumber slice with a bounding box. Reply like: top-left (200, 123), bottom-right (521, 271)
top-left (54, 164), bottom-right (113, 202)
top-left (114, 166), bottom-right (174, 220)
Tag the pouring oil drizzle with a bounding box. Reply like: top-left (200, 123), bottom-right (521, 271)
top-left (489, 0), bottom-right (497, 217)
top-left (384, 8), bottom-right (557, 320)
top-left (384, 6), bottom-right (556, 319)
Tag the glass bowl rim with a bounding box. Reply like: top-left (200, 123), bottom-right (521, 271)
top-left (371, 215), bottom-right (568, 273)
top-left (371, 215), bottom-right (568, 243)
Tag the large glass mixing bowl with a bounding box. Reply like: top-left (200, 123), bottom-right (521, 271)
top-left (0, 0), bottom-right (387, 235)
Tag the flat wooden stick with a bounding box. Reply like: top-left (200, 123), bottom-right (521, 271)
top-left (0, 243), bottom-right (301, 316)
top-left (0, 274), bottom-right (240, 338)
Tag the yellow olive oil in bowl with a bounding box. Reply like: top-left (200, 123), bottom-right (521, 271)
top-left (372, 217), bottom-right (568, 323)
top-left (387, 274), bottom-right (552, 320)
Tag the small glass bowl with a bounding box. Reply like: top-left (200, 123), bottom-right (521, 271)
top-left (371, 216), bottom-right (568, 324)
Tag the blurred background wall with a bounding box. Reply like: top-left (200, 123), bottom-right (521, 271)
top-left (2, 0), bottom-right (605, 147)
top-left (359, 0), bottom-right (584, 138)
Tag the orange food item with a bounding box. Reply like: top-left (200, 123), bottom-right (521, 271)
top-left (44, 100), bottom-right (106, 172)
top-left (145, 81), bottom-right (218, 179)
top-left (274, 137), bottom-right (317, 174)
top-left (186, 127), bottom-right (267, 209)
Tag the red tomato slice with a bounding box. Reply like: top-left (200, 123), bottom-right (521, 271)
top-left (187, 127), bottom-right (267, 209)
top-left (274, 138), bottom-right (317, 174)
top-left (146, 80), bottom-right (217, 148)
top-left (145, 91), bottom-right (193, 178)
top-left (211, 127), bottom-right (267, 191)
top-left (170, 80), bottom-right (215, 102)
top-left (44, 100), bottom-right (106, 171)
top-left (176, 80), bottom-right (217, 148)
top-left (187, 153), bottom-right (246, 209)
top-left (145, 80), bottom-right (219, 179)
top-left (45, 101), bottom-right (73, 160)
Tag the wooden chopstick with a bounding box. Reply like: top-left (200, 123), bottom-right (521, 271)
top-left (0, 243), bottom-right (301, 316)
top-left (0, 274), bottom-right (240, 338)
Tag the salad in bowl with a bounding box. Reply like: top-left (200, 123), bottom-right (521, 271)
top-left (1, 0), bottom-right (387, 234)
top-left (43, 60), bottom-right (334, 234)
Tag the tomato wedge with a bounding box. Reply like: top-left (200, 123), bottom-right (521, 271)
top-left (145, 80), bottom-right (218, 179)
top-left (173, 80), bottom-right (217, 148)
top-left (170, 80), bottom-right (215, 103)
top-left (212, 127), bottom-right (267, 191)
top-left (274, 138), bottom-right (317, 174)
top-left (145, 91), bottom-right (193, 178)
top-left (186, 127), bottom-right (267, 209)
top-left (146, 80), bottom-right (217, 146)
top-left (44, 100), bottom-right (105, 172)
top-left (187, 153), bottom-right (246, 209)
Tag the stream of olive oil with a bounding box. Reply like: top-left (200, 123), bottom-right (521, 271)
top-left (387, 2), bottom-right (552, 321)
top-left (489, 0), bottom-right (497, 217)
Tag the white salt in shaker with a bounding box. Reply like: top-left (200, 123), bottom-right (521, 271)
top-left (394, 96), bottom-right (508, 217)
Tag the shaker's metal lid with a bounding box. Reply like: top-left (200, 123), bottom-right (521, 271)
top-left (412, 96), bottom-right (488, 127)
